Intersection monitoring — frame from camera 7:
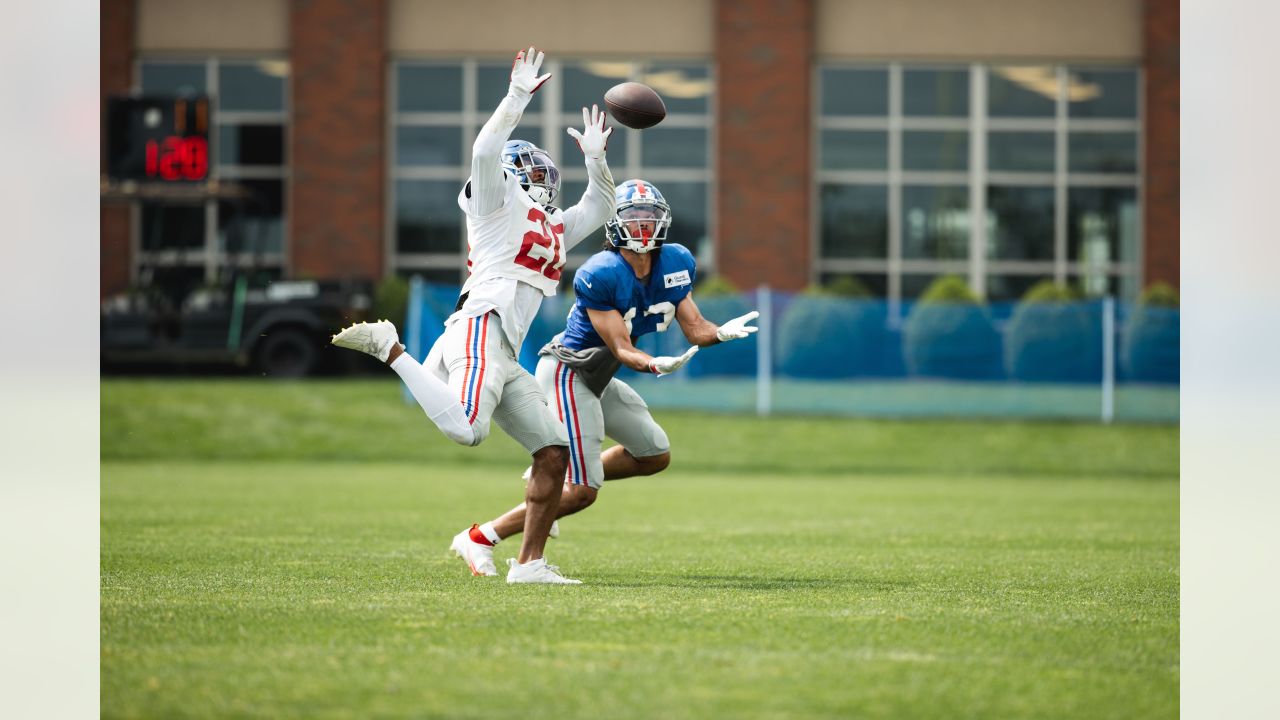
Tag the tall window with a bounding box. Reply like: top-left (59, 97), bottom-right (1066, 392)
top-left (816, 64), bottom-right (1141, 302)
top-left (390, 59), bottom-right (715, 285)
top-left (135, 58), bottom-right (289, 295)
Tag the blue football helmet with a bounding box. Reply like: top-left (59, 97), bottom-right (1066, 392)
top-left (607, 179), bottom-right (672, 254)
top-left (500, 139), bottom-right (560, 206)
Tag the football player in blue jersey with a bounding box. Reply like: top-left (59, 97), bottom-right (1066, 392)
top-left (450, 179), bottom-right (759, 574)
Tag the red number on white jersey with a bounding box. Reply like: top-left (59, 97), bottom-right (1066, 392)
top-left (513, 207), bottom-right (565, 281)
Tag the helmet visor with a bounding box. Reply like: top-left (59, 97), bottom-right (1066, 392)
top-left (614, 203), bottom-right (671, 246)
top-left (514, 148), bottom-right (560, 202)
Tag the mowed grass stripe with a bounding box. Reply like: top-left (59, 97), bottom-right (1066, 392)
top-left (102, 379), bottom-right (1178, 480)
top-left (102, 458), bottom-right (1177, 719)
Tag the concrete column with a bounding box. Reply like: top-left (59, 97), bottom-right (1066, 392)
top-left (715, 0), bottom-right (812, 291)
top-left (289, 0), bottom-right (386, 281)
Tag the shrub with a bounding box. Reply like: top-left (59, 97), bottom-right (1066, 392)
top-left (695, 274), bottom-right (741, 297)
top-left (903, 276), bottom-right (1002, 379)
top-left (686, 275), bottom-right (754, 377)
top-left (373, 274), bottom-right (410, 329)
top-left (810, 275), bottom-right (872, 299)
top-left (1004, 280), bottom-right (1100, 382)
top-left (1139, 281), bottom-right (1179, 308)
top-left (778, 296), bottom-right (886, 379)
top-left (1122, 283), bottom-right (1179, 383)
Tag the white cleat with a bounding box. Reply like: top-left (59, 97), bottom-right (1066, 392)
top-left (330, 319), bottom-right (400, 362)
top-left (520, 466), bottom-right (560, 539)
top-left (506, 557), bottom-right (581, 585)
top-left (449, 527), bottom-right (497, 577)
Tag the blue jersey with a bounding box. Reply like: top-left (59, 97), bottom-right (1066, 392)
top-left (561, 243), bottom-right (697, 351)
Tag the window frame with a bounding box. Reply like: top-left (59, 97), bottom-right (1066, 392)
top-left (813, 62), bottom-right (1143, 307)
top-left (131, 55), bottom-right (291, 285)
top-left (387, 57), bottom-right (716, 285)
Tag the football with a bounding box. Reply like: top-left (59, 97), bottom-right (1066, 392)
top-left (603, 82), bottom-right (667, 130)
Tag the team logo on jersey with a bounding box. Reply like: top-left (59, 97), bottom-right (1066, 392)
top-left (663, 270), bottom-right (691, 288)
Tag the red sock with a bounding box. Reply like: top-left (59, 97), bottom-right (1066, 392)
top-left (468, 524), bottom-right (494, 546)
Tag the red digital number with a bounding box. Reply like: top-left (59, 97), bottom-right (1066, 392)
top-left (145, 136), bottom-right (208, 181)
top-left (513, 208), bottom-right (566, 281)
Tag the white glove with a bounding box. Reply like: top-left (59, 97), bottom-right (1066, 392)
top-left (648, 346), bottom-right (699, 377)
top-left (509, 46), bottom-right (551, 98)
top-left (566, 104), bottom-right (612, 160)
top-left (716, 310), bottom-right (760, 342)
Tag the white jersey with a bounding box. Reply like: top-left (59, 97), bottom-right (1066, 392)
top-left (444, 87), bottom-right (614, 352)
top-left (460, 170), bottom-right (568, 297)
top-left (448, 164), bottom-right (613, 352)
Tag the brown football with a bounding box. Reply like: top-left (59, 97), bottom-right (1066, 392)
top-left (603, 82), bottom-right (667, 130)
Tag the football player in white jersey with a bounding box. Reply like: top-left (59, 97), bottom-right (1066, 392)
top-left (331, 47), bottom-right (615, 584)
top-left (448, 180), bottom-right (759, 575)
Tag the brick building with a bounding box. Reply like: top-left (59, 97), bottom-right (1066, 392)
top-left (101, 0), bottom-right (1177, 303)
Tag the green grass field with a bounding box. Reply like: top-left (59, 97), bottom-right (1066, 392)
top-left (102, 379), bottom-right (1179, 719)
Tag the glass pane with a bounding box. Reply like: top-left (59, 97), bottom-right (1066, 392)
top-left (397, 64), bottom-right (463, 113)
top-left (396, 180), bottom-right (463, 254)
top-left (902, 131), bottom-right (968, 171)
top-left (640, 127), bottom-right (707, 168)
top-left (654, 181), bottom-right (708, 259)
top-left (136, 265), bottom-right (207, 307)
top-left (1068, 68), bottom-right (1138, 118)
top-left (821, 68), bottom-right (888, 116)
top-left (902, 273), bottom-right (947, 300)
top-left (819, 272), bottom-right (887, 297)
top-left (1069, 132), bottom-right (1137, 173)
top-left (1069, 272), bottom-right (1120, 299)
top-left (140, 62), bottom-right (206, 96)
top-left (903, 69), bottom-right (969, 117)
top-left (218, 179), bottom-right (284, 253)
top-left (562, 62), bottom-right (634, 114)
top-left (820, 130), bottom-right (887, 170)
top-left (988, 66), bottom-right (1057, 117)
top-left (477, 63), bottom-right (543, 113)
top-left (988, 131), bottom-right (1055, 172)
top-left (902, 186), bottom-right (969, 260)
top-left (218, 124), bottom-right (284, 166)
top-left (987, 274), bottom-right (1056, 302)
top-left (219, 62), bottom-right (286, 112)
top-left (396, 126), bottom-right (464, 167)
top-left (986, 186), bottom-right (1055, 261)
top-left (820, 184), bottom-right (888, 258)
top-left (141, 203), bottom-right (205, 251)
top-left (641, 62), bottom-right (711, 114)
top-left (1067, 187), bottom-right (1139, 264)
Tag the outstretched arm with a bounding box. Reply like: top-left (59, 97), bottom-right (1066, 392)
top-left (675, 294), bottom-right (760, 347)
top-left (466, 46), bottom-right (551, 216)
top-left (560, 105), bottom-right (615, 249)
top-left (587, 307), bottom-right (698, 376)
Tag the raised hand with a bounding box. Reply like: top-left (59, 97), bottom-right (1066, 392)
top-left (566, 104), bottom-right (612, 160)
top-left (509, 46), bottom-right (551, 97)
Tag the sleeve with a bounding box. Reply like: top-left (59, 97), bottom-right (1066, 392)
top-left (559, 155), bottom-right (615, 250)
top-left (573, 266), bottom-right (616, 311)
top-left (464, 89), bottom-right (533, 216)
top-left (672, 244), bottom-right (698, 305)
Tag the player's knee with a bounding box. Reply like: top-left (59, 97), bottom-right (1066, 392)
top-left (564, 485), bottom-right (597, 512)
top-left (639, 451), bottom-right (671, 475)
top-left (531, 444), bottom-right (569, 477)
top-left (446, 421), bottom-right (483, 447)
